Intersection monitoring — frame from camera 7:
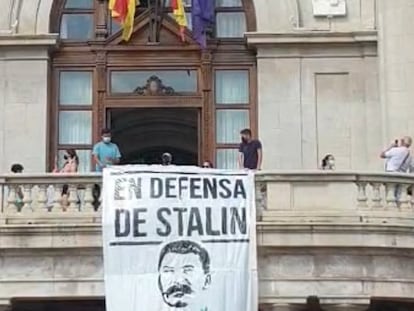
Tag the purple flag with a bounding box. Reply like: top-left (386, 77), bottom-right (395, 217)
top-left (191, 0), bottom-right (215, 48)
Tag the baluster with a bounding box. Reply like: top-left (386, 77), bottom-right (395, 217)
top-left (67, 184), bottom-right (79, 212)
top-left (21, 184), bottom-right (33, 212)
top-left (261, 183), bottom-right (267, 210)
top-left (357, 182), bottom-right (368, 209)
top-left (52, 184), bottom-right (63, 212)
top-left (256, 182), bottom-right (267, 211)
top-left (399, 184), bottom-right (411, 211)
top-left (371, 183), bottom-right (383, 209)
top-left (7, 187), bottom-right (17, 213)
top-left (98, 184), bottom-right (103, 211)
top-left (385, 183), bottom-right (397, 209)
top-left (37, 185), bottom-right (48, 211)
top-left (410, 184), bottom-right (414, 208)
top-left (0, 184), bottom-right (4, 214)
top-left (83, 184), bottom-right (95, 212)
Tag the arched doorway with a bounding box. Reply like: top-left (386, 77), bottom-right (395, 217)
top-left (49, 0), bottom-right (257, 171)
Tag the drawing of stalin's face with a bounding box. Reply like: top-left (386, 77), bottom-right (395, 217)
top-left (158, 240), bottom-right (211, 308)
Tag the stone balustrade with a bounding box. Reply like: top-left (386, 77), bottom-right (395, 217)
top-left (0, 171), bottom-right (414, 309)
top-left (1, 171), bottom-right (414, 224)
top-left (256, 171), bottom-right (414, 224)
top-left (0, 173), bottom-right (101, 224)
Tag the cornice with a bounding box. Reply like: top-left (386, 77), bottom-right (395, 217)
top-left (245, 31), bottom-right (377, 46)
top-left (0, 34), bottom-right (58, 47)
top-left (245, 31), bottom-right (378, 58)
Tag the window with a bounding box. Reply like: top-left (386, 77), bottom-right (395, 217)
top-left (144, 0), bottom-right (246, 38)
top-left (216, 149), bottom-right (239, 169)
top-left (215, 70), bottom-right (251, 169)
top-left (215, 0), bottom-right (246, 38)
top-left (109, 19), bottom-right (122, 35)
top-left (60, 72), bottom-right (92, 105)
top-left (64, 0), bottom-right (247, 40)
top-left (65, 0), bottom-right (93, 9)
top-left (60, 0), bottom-right (94, 40)
top-left (57, 71), bottom-right (93, 172)
top-left (110, 70), bottom-right (198, 94)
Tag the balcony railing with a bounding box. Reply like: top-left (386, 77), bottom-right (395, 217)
top-left (0, 171), bottom-right (414, 225)
top-left (1, 171), bottom-right (414, 305)
top-left (256, 171), bottom-right (414, 225)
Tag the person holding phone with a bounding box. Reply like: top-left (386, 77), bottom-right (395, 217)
top-left (380, 136), bottom-right (412, 173)
top-left (380, 136), bottom-right (412, 203)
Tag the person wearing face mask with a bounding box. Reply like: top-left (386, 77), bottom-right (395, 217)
top-left (92, 128), bottom-right (122, 172)
top-left (238, 128), bottom-right (263, 170)
top-left (47, 149), bottom-right (80, 211)
top-left (321, 154), bottom-right (335, 170)
top-left (53, 149), bottom-right (79, 173)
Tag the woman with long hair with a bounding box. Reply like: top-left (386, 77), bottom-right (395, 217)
top-left (53, 149), bottom-right (79, 173)
top-left (50, 149), bottom-right (80, 210)
top-left (321, 154), bottom-right (335, 170)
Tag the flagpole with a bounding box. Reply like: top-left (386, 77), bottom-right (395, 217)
top-left (156, 0), bottom-right (167, 42)
top-left (147, 0), bottom-right (155, 43)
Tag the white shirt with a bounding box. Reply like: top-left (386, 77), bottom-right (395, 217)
top-left (384, 146), bottom-right (411, 172)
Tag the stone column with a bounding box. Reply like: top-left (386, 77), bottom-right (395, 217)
top-left (377, 0), bottom-right (414, 141)
top-left (0, 35), bottom-right (57, 173)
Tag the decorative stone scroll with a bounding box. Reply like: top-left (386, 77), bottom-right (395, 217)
top-left (133, 75), bottom-right (176, 95)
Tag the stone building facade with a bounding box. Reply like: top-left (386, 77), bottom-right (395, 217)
top-left (0, 0), bottom-right (404, 173)
top-left (0, 0), bottom-right (411, 173)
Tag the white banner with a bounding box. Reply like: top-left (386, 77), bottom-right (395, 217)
top-left (103, 165), bottom-right (257, 311)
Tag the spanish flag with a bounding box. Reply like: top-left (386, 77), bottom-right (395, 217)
top-left (171, 0), bottom-right (187, 42)
top-left (109, 0), bottom-right (138, 41)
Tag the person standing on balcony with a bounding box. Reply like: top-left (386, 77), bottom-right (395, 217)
top-left (11, 163), bottom-right (24, 174)
top-left (161, 152), bottom-right (173, 166)
top-left (10, 163), bottom-right (24, 211)
top-left (201, 160), bottom-right (213, 168)
top-left (53, 149), bottom-right (79, 173)
top-left (238, 128), bottom-right (262, 170)
top-left (380, 136), bottom-right (412, 173)
top-left (92, 128), bottom-right (122, 172)
top-left (50, 149), bottom-right (79, 211)
top-left (321, 154), bottom-right (335, 170)
top-left (92, 129), bottom-right (121, 211)
top-left (380, 136), bottom-right (412, 203)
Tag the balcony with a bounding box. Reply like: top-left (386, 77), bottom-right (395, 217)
top-left (1, 171), bottom-right (414, 310)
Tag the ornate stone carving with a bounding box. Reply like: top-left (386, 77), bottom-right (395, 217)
top-left (3, 0), bottom-right (22, 34)
top-left (133, 75), bottom-right (175, 95)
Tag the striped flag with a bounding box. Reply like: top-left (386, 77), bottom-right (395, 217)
top-left (109, 0), bottom-right (139, 41)
top-left (171, 0), bottom-right (187, 42)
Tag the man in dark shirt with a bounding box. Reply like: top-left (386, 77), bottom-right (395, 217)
top-left (238, 128), bottom-right (262, 170)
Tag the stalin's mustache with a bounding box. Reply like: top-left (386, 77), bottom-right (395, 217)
top-left (164, 284), bottom-right (193, 298)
